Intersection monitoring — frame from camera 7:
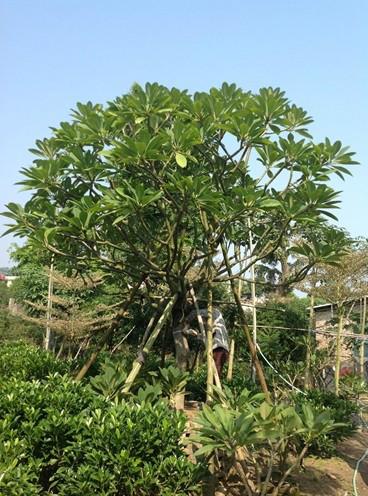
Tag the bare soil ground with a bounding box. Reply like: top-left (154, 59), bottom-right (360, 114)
top-left (293, 432), bottom-right (368, 496)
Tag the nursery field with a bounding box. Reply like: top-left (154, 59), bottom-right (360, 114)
top-left (1, 340), bottom-right (367, 496)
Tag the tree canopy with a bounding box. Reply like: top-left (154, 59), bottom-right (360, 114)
top-left (3, 83), bottom-right (356, 294)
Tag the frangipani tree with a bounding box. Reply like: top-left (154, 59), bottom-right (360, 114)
top-left (3, 83), bottom-right (357, 395)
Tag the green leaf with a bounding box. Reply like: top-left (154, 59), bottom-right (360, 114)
top-left (175, 153), bottom-right (187, 168)
top-left (260, 198), bottom-right (282, 209)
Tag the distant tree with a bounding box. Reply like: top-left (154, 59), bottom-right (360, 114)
top-left (307, 249), bottom-right (368, 394)
top-left (255, 225), bottom-right (351, 297)
top-left (15, 269), bottom-right (119, 354)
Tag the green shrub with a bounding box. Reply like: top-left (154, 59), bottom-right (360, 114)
top-left (0, 433), bottom-right (42, 495)
top-left (191, 390), bottom-right (342, 495)
top-left (294, 389), bottom-right (358, 457)
top-left (0, 375), bottom-right (202, 495)
top-left (0, 341), bottom-right (70, 380)
top-left (187, 362), bottom-right (255, 402)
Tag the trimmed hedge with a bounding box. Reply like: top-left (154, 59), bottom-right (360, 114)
top-left (0, 341), bottom-right (70, 380)
top-left (0, 374), bottom-right (202, 495)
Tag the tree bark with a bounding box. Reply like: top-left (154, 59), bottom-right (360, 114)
top-left (173, 324), bottom-right (190, 371)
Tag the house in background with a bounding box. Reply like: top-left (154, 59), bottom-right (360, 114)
top-left (313, 300), bottom-right (368, 377)
top-left (0, 273), bottom-right (18, 288)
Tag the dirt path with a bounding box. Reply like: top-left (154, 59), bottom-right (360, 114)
top-left (292, 432), bottom-right (368, 495)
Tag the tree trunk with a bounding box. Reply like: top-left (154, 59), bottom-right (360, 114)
top-left (122, 294), bottom-right (178, 394)
top-left (277, 252), bottom-right (290, 297)
top-left (360, 296), bottom-right (367, 380)
top-left (335, 309), bottom-right (344, 395)
top-left (173, 325), bottom-right (190, 371)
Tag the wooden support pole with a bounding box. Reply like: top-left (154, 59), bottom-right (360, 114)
top-left (206, 283), bottom-right (214, 403)
top-left (227, 338), bottom-right (235, 381)
top-left (335, 308), bottom-right (344, 396)
top-left (189, 286), bottom-right (206, 342)
top-left (304, 293), bottom-right (315, 389)
top-left (122, 294), bottom-right (178, 394)
top-left (221, 242), bottom-right (271, 402)
top-left (248, 221), bottom-right (257, 382)
top-left (360, 296), bottom-right (367, 380)
top-left (212, 357), bottom-right (222, 391)
top-left (44, 260), bottom-right (54, 351)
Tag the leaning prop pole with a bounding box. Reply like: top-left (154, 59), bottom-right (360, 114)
top-left (189, 285), bottom-right (222, 393)
top-left (221, 242), bottom-right (271, 402)
top-left (226, 339), bottom-right (235, 381)
top-left (189, 285), bottom-right (206, 342)
top-left (122, 294), bottom-right (178, 394)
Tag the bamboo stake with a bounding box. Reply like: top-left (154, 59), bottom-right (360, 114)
top-left (122, 294), bottom-right (178, 394)
top-left (44, 260), bottom-right (54, 351)
top-left (304, 293), bottom-right (315, 389)
top-left (227, 338), bottom-right (235, 381)
top-left (212, 357), bottom-right (222, 391)
top-left (248, 219), bottom-right (257, 382)
top-left (190, 285), bottom-right (221, 391)
top-left (56, 339), bottom-right (64, 359)
top-left (335, 307), bottom-right (344, 395)
top-left (360, 296), bottom-right (367, 379)
top-left (110, 326), bottom-right (136, 354)
top-left (139, 314), bottom-right (156, 348)
top-left (221, 242), bottom-right (271, 402)
top-left (206, 282), bottom-right (214, 403)
top-left (189, 286), bottom-right (206, 342)
top-left (235, 243), bottom-right (243, 299)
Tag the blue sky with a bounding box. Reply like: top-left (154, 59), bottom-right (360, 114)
top-left (1, 0), bottom-right (367, 265)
